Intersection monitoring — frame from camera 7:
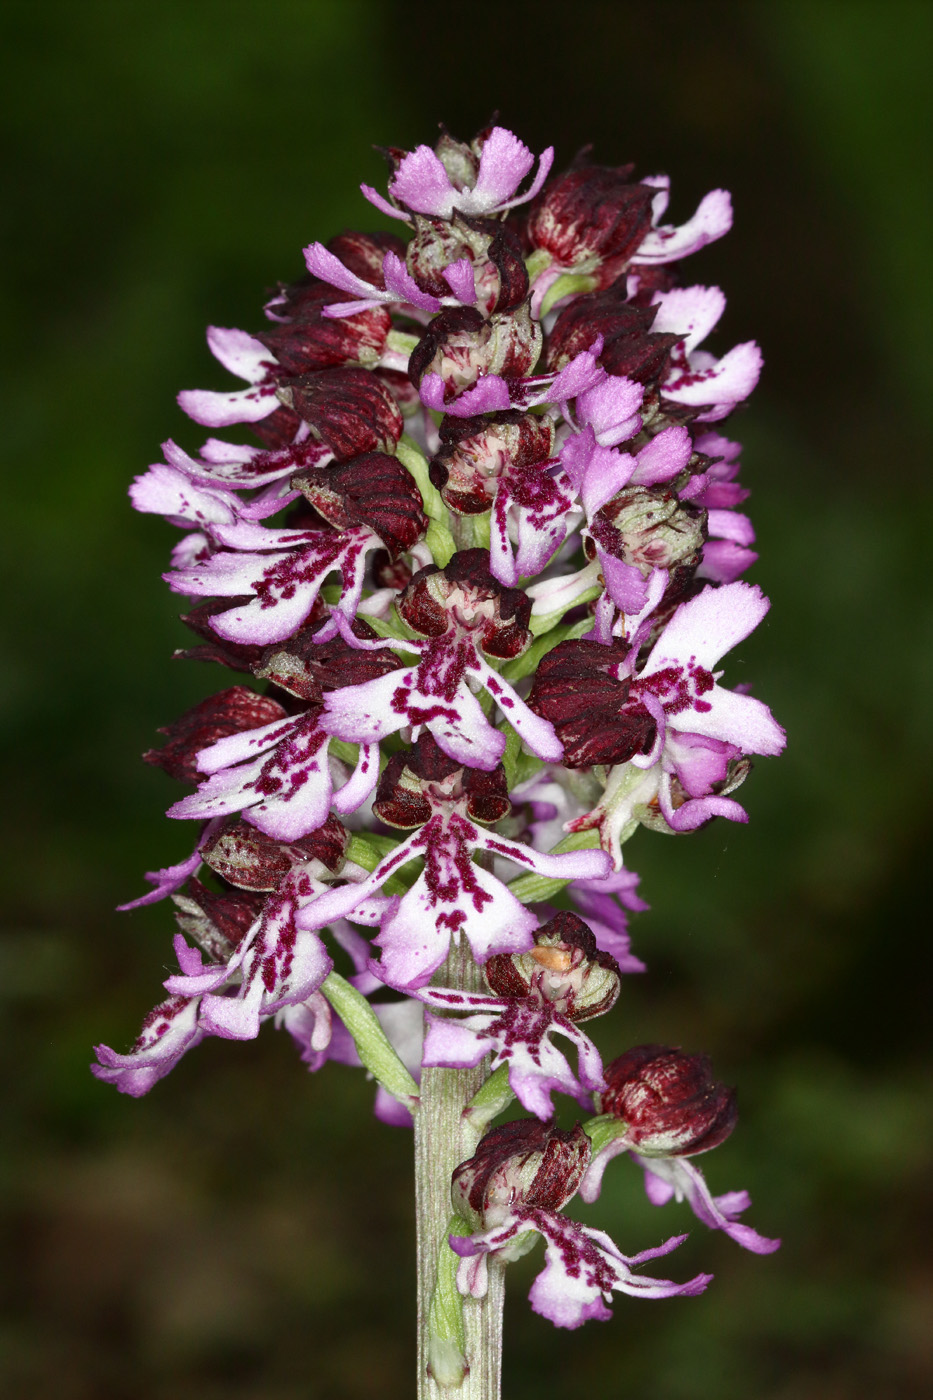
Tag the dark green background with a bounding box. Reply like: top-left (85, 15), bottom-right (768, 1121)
top-left (2, 2), bottom-right (929, 1397)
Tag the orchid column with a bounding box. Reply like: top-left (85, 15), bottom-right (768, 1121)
top-left (95, 123), bottom-right (783, 1398)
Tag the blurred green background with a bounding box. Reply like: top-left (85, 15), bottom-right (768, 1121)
top-left (2, 2), bottom-right (930, 1397)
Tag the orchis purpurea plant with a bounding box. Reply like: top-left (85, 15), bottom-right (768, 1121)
top-left (94, 123), bottom-right (784, 1398)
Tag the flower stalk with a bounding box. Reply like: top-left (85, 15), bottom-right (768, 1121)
top-left (95, 121), bottom-right (784, 1389)
top-left (415, 937), bottom-right (503, 1396)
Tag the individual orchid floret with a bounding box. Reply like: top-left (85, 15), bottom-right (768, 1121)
top-left (525, 163), bottom-right (656, 284)
top-left (419, 911), bottom-right (621, 1117)
top-left (165, 634), bottom-right (401, 839)
top-left (297, 800), bottom-right (610, 992)
top-left (528, 581), bottom-right (785, 856)
top-left (428, 410), bottom-right (576, 585)
top-left (545, 284), bottom-right (680, 388)
top-left (585, 480), bottom-right (706, 615)
top-left (166, 706), bottom-right (378, 842)
top-left (408, 303), bottom-right (543, 405)
top-left (320, 549), bottom-right (563, 771)
top-left (95, 817), bottom-right (352, 1090)
top-left (580, 1045), bottom-right (780, 1255)
top-left (362, 126), bottom-right (554, 223)
top-left (178, 326), bottom-right (283, 429)
top-left (449, 1119), bottom-right (711, 1328)
top-left (156, 815), bottom-right (352, 1042)
top-left (164, 519), bottom-right (386, 647)
top-left (406, 213), bottom-right (529, 314)
top-left (651, 285), bottom-right (762, 422)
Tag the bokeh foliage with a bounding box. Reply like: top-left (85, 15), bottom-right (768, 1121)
top-left (1, 2), bottom-right (929, 1397)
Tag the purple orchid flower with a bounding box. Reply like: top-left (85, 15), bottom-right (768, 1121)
top-left (420, 986), bottom-right (606, 1119)
top-left (529, 581), bottom-right (785, 863)
top-left (164, 520), bottom-right (383, 646)
top-left (579, 1044), bottom-right (780, 1253)
top-left (362, 126), bottom-right (554, 223)
top-left (419, 909), bottom-right (622, 1116)
top-left (320, 635), bottom-right (559, 772)
top-left (167, 706), bottom-right (380, 842)
top-left (93, 877), bottom-right (336, 1093)
top-left (295, 810), bottom-right (610, 992)
top-left (651, 284), bottom-right (762, 421)
top-left (451, 1210), bottom-right (711, 1328)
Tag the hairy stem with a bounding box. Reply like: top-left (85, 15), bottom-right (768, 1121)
top-left (415, 933), bottom-right (505, 1398)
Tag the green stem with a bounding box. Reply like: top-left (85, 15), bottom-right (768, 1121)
top-left (415, 934), bottom-right (505, 1397)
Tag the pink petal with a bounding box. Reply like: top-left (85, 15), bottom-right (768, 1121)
top-left (471, 127), bottom-right (534, 207)
top-left (177, 384), bottom-right (278, 428)
top-left (632, 425), bottom-right (693, 485)
top-left (382, 251), bottom-right (441, 311)
top-left (390, 144), bottom-right (459, 217)
top-left (420, 373), bottom-right (512, 416)
top-left (642, 581), bottom-right (771, 674)
top-left (206, 326), bottom-right (276, 381)
top-left (699, 539), bottom-right (758, 584)
top-left (708, 509), bottom-right (755, 546)
top-left (651, 285), bottom-right (725, 352)
top-left (632, 188), bottom-right (732, 265)
top-left (443, 257), bottom-right (477, 303)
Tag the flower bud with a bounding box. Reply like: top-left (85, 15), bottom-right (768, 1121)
top-left (545, 285), bottom-right (679, 387)
top-left (429, 410), bottom-right (554, 515)
top-left (172, 878), bottom-right (265, 961)
top-left (408, 302), bottom-right (542, 400)
top-left (144, 687), bottom-right (287, 783)
top-left (201, 813), bottom-right (348, 890)
top-left (406, 212), bottom-right (528, 313)
top-left (527, 638), bottom-right (657, 769)
top-left (452, 1119), bottom-right (591, 1231)
top-left (599, 1045), bottom-right (738, 1157)
top-left (485, 911), bottom-right (620, 1021)
top-left (588, 486), bottom-right (706, 576)
top-left (177, 597), bottom-right (276, 671)
top-left (253, 621), bottom-right (401, 703)
top-left (398, 548), bottom-right (532, 659)
top-left (373, 732), bottom-right (510, 829)
top-left (278, 368), bottom-right (403, 460)
top-left (258, 283), bottom-right (391, 375)
top-left (374, 368), bottom-right (421, 418)
top-left (291, 450), bottom-right (428, 557)
top-left (526, 165), bottom-right (655, 282)
top-left (250, 403), bottom-right (305, 450)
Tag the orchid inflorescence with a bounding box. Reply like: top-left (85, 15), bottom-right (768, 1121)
top-left (95, 122), bottom-right (783, 1382)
